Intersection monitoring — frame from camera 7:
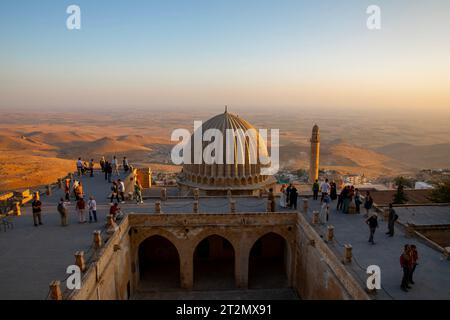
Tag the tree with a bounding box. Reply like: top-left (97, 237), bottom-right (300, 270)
top-left (393, 177), bottom-right (409, 204)
top-left (429, 179), bottom-right (450, 203)
top-left (393, 176), bottom-right (414, 188)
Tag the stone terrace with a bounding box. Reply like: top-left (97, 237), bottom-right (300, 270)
top-left (0, 172), bottom-right (449, 300)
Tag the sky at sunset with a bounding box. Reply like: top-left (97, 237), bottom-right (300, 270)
top-left (1, 0), bottom-right (449, 112)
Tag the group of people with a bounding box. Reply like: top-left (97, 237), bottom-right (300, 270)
top-left (57, 195), bottom-right (98, 225)
top-left (100, 156), bottom-right (131, 183)
top-left (279, 184), bottom-right (299, 210)
top-left (400, 244), bottom-right (419, 292)
top-left (76, 158), bottom-right (95, 177)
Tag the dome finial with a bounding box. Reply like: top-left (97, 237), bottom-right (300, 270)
top-left (225, 105), bottom-right (228, 113)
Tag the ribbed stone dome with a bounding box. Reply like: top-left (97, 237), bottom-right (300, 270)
top-left (178, 109), bottom-right (274, 195)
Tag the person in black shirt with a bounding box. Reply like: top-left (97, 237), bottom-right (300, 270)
top-left (366, 213), bottom-right (379, 244)
top-left (31, 193), bottom-right (43, 227)
top-left (289, 186), bottom-right (298, 210)
top-left (386, 203), bottom-right (398, 237)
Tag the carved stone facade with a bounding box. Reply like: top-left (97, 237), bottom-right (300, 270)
top-left (67, 212), bottom-right (369, 300)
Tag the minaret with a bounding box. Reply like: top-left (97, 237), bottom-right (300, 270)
top-left (309, 124), bottom-right (320, 183)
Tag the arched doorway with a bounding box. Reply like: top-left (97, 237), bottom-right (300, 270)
top-left (138, 235), bottom-right (180, 290)
top-left (249, 233), bottom-right (289, 288)
top-left (193, 235), bottom-right (235, 290)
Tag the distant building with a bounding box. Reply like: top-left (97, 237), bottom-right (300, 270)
top-left (415, 181), bottom-right (434, 190)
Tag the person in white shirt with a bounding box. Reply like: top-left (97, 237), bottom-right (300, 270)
top-left (320, 179), bottom-right (331, 203)
top-left (88, 196), bottom-right (97, 223)
top-left (112, 156), bottom-right (119, 176)
top-left (76, 158), bottom-right (83, 176)
top-left (118, 179), bottom-right (126, 203)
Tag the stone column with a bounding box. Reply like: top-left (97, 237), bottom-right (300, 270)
top-left (49, 281), bottom-right (62, 300)
top-left (155, 201), bottom-right (161, 214)
top-left (161, 188), bottom-right (167, 201)
top-left (344, 244), bottom-right (352, 263)
top-left (235, 247), bottom-right (249, 289)
top-left (106, 215), bottom-right (118, 234)
top-left (327, 226), bottom-right (334, 241)
top-left (180, 252), bottom-right (193, 290)
top-left (193, 201), bottom-right (199, 213)
top-left (266, 200), bottom-right (272, 213)
top-left (229, 200), bottom-right (236, 213)
top-left (193, 188), bottom-right (200, 200)
top-left (93, 230), bottom-right (102, 249)
top-left (312, 211), bottom-right (319, 224)
top-left (75, 251), bottom-right (86, 272)
top-left (303, 198), bottom-right (309, 214)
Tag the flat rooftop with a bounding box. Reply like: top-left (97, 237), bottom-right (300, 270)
top-left (0, 172), bottom-right (449, 300)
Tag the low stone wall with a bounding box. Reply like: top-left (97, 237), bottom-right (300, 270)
top-left (67, 217), bottom-right (133, 300)
top-left (294, 213), bottom-right (369, 300)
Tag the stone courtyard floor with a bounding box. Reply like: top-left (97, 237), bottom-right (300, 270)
top-left (0, 172), bottom-right (449, 300)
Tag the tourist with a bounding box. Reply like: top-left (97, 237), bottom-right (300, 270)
top-left (289, 185), bottom-right (298, 210)
top-left (31, 192), bottom-right (43, 227)
top-left (320, 179), bottom-right (331, 203)
top-left (88, 196), bottom-right (97, 223)
top-left (118, 179), bottom-right (126, 203)
top-left (57, 197), bottom-right (69, 226)
top-left (75, 181), bottom-right (84, 201)
top-left (110, 181), bottom-right (120, 204)
top-left (365, 212), bottom-right (378, 245)
top-left (123, 156), bottom-right (130, 173)
top-left (342, 186), bottom-right (351, 214)
top-left (330, 181), bottom-right (337, 201)
top-left (76, 197), bottom-right (86, 223)
top-left (286, 184), bottom-right (293, 208)
top-left (409, 245), bottom-right (419, 285)
top-left (386, 203), bottom-right (399, 237)
top-left (400, 245), bottom-right (412, 292)
top-left (64, 178), bottom-right (71, 202)
top-left (268, 188), bottom-right (275, 212)
top-left (72, 180), bottom-right (79, 200)
top-left (312, 179), bottom-right (320, 201)
top-left (112, 156), bottom-right (119, 176)
top-left (354, 188), bottom-right (362, 214)
top-left (364, 191), bottom-right (374, 217)
top-left (76, 157), bottom-right (83, 177)
top-left (110, 202), bottom-right (121, 221)
top-left (82, 161), bottom-right (89, 175)
top-left (89, 159), bottom-right (95, 177)
top-left (320, 193), bottom-right (331, 223)
top-left (337, 188), bottom-right (344, 211)
top-left (100, 156), bottom-right (106, 172)
top-left (279, 184), bottom-right (287, 208)
top-left (134, 181), bottom-right (144, 204)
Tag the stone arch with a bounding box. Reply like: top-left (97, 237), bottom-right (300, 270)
top-left (202, 177), bottom-right (208, 184)
top-left (241, 177), bottom-right (247, 185)
top-left (247, 232), bottom-right (291, 289)
top-left (233, 177), bottom-right (239, 185)
top-left (192, 233), bottom-right (237, 290)
top-left (138, 234), bottom-right (181, 290)
top-left (247, 176), bottom-right (253, 185)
